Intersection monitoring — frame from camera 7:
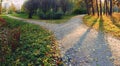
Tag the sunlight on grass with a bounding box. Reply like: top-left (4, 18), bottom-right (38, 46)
top-left (11, 13), bottom-right (75, 24)
top-left (83, 13), bottom-right (120, 39)
top-left (111, 13), bottom-right (120, 27)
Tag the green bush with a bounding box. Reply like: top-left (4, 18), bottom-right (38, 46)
top-left (8, 10), bottom-right (13, 14)
top-left (15, 11), bottom-right (26, 14)
top-left (37, 10), bottom-right (46, 19)
top-left (46, 10), bottom-right (55, 19)
top-left (37, 10), bottom-right (63, 19)
top-left (54, 11), bottom-right (64, 19)
top-left (73, 8), bottom-right (87, 14)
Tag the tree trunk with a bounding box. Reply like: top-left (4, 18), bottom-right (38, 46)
top-left (28, 12), bottom-right (33, 18)
top-left (103, 0), bottom-right (106, 14)
top-left (85, 0), bottom-right (90, 15)
top-left (96, 0), bottom-right (99, 16)
top-left (99, 0), bottom-right (102, 16)
top-left (109, 0), bottom-right (113, 16)
top-left (105, 0), bottom-right (109, 15)
top-left (91, 0), bottom-right (95, 15)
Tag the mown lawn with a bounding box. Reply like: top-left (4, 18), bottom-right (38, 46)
top-left (0, 16), bottom-right (61, 66)
top-left (11, 13), bottom-right (75, 24)
top-left (83, 13), bottom-right (120, 39)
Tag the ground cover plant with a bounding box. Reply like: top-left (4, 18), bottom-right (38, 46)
top-left (0, 16), bottom-right (62, 66)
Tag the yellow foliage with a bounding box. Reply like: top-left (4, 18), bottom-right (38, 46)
top-left (83, 13), bottom-right (120, 39)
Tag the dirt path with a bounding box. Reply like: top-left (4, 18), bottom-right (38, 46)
top-left (7, 15), bottom-right (120, 66)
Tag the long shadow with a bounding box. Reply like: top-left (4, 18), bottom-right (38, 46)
top-left (92, 17), bottom-right (113, 66)
top-left (99, 17), bottom-right (104, 31)
top-left (57, 15), bottom-right (96, 40)
top-left (73, 17), bottom-right (99, 49)
top-left (62, 17), bottom-right (99, 66)
top-left (62, 17), bottom-right (113, 66)
top-left (85, 15), bottom-right (92, 20)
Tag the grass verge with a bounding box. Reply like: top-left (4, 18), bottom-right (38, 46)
top-left (83, 13), bottom-right (120, 39)
top-left (0, 16), bottom-right (62, 66)
top-left (11, 13), bottom-right (75, 24)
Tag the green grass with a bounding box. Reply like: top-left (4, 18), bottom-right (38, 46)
top-left (11, 13), bottom-right (75, 24)
top-left (11, 13), bottom-right (39, 19)
top-left (0, 16), bottom-right (61, 66)
top-left (83, 13), bottom-right (120, 39)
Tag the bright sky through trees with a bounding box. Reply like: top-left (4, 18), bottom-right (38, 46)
top-left (2, 0), bottom-right (25, 10)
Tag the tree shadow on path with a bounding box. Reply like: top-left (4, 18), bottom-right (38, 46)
top-left (62, 17), bottom-right (113, 66)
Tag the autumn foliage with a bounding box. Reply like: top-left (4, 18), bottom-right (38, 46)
top-left (0, 18), bottom-right (21, 62)
top-left (9, 27), bottom-right (21, 51)
top-left (0, 17), bottom-right (7, 27)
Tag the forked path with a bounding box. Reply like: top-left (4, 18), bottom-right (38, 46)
top-left (8, 15), bottom-right (120, 66)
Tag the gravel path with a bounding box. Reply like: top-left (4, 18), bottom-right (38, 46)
top-left (7, 15), bottom-right (120, 66)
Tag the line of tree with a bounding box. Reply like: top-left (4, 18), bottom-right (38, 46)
top-left (23, 0), bottom-right (73, 19)
top-left (84, 0), bottom-right (120, 16)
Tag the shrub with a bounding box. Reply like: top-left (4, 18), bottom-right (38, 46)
top-left (37, 10), bottom-right (46, 19)
top-left (46, 10), bottom-right (55, 19)
top-left (37, 10), bottom-right (63, 19)
top-left (15, 10), bottom-right (26, 14)
top-left (73, 8), bottom-right (87, 14)
top-left (2, 8), bottom-right (7, 14)
top-left (54, 11), bottom-right (64, 19)
top-left (8, 10), bottom-right (13, 14)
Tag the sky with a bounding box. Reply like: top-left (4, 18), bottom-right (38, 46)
top-left (2, 0), bottom-right (25, 10)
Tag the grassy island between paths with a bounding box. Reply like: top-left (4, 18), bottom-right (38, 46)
top-left (0, 16), bottom-right (62, 66)
top-left (11, 13), bottom-right (75, 24)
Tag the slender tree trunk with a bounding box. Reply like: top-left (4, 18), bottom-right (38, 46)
top-left (105, 0), bottom-right (109, 15)
top-left (28, 11), bottom-right (33, 18)
top-left (99, 0), bottom-right (102, 16)
top-left (96, 0), bottom-right (99, 16)
top-left (91, 0), bottom-right (95, 15)
top-left (28, 13), bottom-right (32, 18)
top-left (109, 0), bottom-right (113, 16)
top-left (85, 0), bottom-right (90, 15)
top-left (103, 0), bottom-right (106, 14)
